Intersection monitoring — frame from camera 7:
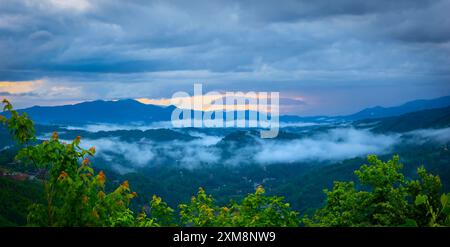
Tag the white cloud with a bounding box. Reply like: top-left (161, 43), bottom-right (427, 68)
top-left (74, 133), bottom-right (222, 172)
top-left (405, 127), bottom-right (450, 144)
top-left (27, 0), bottom-right (92, 12)
top-left (64, 127), bottom-right (404, 172)
top-left (45, 126), bottom-right (450, 173)
top-left (81, 137), bottom-right (155, 167)
top-left (254, 128), bottom-right (399, 164)
top-left (64, 122), bottom-right (174, 132)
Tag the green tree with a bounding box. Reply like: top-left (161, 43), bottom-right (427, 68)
top-left (409, 167), bottom-right (450, 226)
top-left (2, 99), bottom-right (450, 227)
top-left (303, 181), bottom-right (371, 226)
top-left (0, 99), bottom-right (34, 144)
top-left (1, 99), bottom-right (148, 226)
top-left (2, 99), bottom-right (299, 227)
top-left (306, 155), bottom-right (450, 227)
top-left (19, 133), bottom-right (139, 226)
top-left (180, 186), bottom-right (300, 226)
top-left (355, 155), bottom-right (409, 225)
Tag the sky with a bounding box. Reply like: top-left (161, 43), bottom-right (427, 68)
top-left (0, 0), bottom-right (449, 115)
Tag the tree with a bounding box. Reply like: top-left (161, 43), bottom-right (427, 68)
top-left (1, 99), bottom-right (150, 226)
top-left (2, 99), bottom-right (300, 227)
top-left (306, 155), bottom-right (450, 227)
top-left (18, 133), bottom-right (139, 226)
top-left (409, 167), bottom-right (450, 226)
top-left (2, 99), bottom-right (449, 227)
top-left (0, 99), bottom-right (34, 144)
top-left (179, 186), bottom-right (300, 226)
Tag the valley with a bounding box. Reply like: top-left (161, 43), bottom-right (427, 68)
top-left (1, 97), bottom-right (450, 225)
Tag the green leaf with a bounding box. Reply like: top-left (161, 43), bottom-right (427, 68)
top-left (442, 206), bottom-right (450, 215)
top-left (441, 194), bottom-right (449, 207)
top-left (415, 195), bottom-right (428, 206)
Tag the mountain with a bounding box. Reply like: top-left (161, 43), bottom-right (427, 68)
top-left (6, 99), bottom-right (281, 125)
top-left (8, 99), bottom-right (176, 125)
top-left (355, 106), bottom-right (450, 133)
top-left (3, 95), bottom-right (450, 125)
top-left (344, 95), bottom-right (450, 120)
top-left (279, 115), bottom-right (337, 123)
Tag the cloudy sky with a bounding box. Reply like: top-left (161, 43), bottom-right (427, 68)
top-left (0, 0), bottom-right (449, 115)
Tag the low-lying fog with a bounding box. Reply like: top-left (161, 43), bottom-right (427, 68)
top-left (43, 123), bottom-right (450, 174)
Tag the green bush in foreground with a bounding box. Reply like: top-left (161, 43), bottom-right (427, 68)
top-left (304, 156), bottom-right (450, 227)
top-left (1, 99), bottom-right (450, 227)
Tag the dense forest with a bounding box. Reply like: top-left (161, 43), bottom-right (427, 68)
top-left (1, 99), bottom-right (450, 227)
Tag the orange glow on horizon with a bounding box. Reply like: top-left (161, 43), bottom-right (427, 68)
top-left (0, 80), bottom-right (44, 95)
top-left (136, 94), bottom-right (280, 112)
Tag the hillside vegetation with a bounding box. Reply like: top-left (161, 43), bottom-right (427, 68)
top-left (1, 99), bottom-right (450, 227)
top-left (356, 106), bottom-right (450, 133)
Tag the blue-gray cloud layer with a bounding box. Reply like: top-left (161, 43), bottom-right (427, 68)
top-left (0, 0), bottom-right (449, 114)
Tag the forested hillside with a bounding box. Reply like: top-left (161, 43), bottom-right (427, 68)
top-left (356, 106), bottom-right (450, 133)
top-left (1, 99), bottom-right (450, 227)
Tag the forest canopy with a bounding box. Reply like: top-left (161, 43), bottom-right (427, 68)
top-left (1, 99), bottom-right (450, 227)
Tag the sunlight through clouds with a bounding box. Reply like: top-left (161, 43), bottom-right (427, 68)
top-left (0, 80), bottom-right (44, 95)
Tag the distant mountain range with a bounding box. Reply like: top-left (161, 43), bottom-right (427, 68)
top-left (9, 99), bottom-right (176, 125)
top-left (343, 95), bottom-right (450, 120)
top-left (3, 95), bottom-right (450, 125)
top-left (356, 106), bottom-right (450, 133)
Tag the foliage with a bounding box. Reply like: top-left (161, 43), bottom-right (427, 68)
top-left (305, 155), bottom-right (450, 227)
top-left (19, 133), bottom-right (140, 226)
top-left (1, 99), bottom-right (450, 227)
top-left (0, 99), bottom-right (35, 144)
top-left (2, 98), bottom-right (300, 227)
top-left (179, 186), bottom-right (299, 227)
top-left (0, 177), bottom-right (43, 226)
top-left (2, 99), bottom-right (143, 226)
top-left (224, 185), bottom-right (299, 226)
top-left (410, 168), bottom-right (450, 226)
top-left (144, 195), bottom-right (175, 226)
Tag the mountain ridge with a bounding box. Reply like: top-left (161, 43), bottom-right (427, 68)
top-left (2, 95), bottom-right (450, 124)
top-left (343, 95), bottom-right (450, 120)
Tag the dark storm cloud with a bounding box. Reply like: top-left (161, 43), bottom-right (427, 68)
top-left (383, 0), bottom-right (450, 44)
top-left (0, 0), bottom-right (449, 114)
top-left (232, 0), bottom-right (437, 22)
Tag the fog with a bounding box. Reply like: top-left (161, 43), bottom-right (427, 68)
top-left (64, 122), bottom-right (174, 132)
top-left (49, 126), bottom-right (450, 174)
top-left (77, 133), bottom-right (222, 173)
top-left (404, 128), bottom-right (450, 144)
top-left (254, 128), bottom-right (399, 164)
